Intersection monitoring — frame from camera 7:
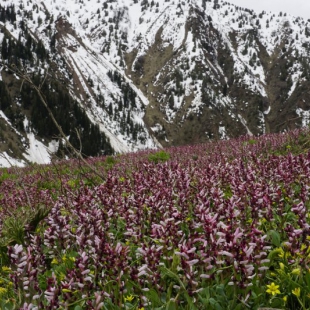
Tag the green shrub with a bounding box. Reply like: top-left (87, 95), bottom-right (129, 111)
top-left (148, 150), bottom-right (170, 163)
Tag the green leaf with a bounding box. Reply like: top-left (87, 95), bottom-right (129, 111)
top-left (198, 287), bottom-right (211, 306)
top-left (268, 230), bottom-right (281, 247)
top-left (305, 269), bottom-right (310, 287)
top-left (171, 252), bottom-right (181, 273)
top-left (144, 288), bottom-right (162, 307)
top-left (233, 304), bottom-right (244, 310)
top-left (209, 298), bottom-right (223, 310)
top-left (183, 291), bottom-right (198, 309)
top-left (74, 306), bottom-right (83, 310)
top-left (160, 266), bottom-right (182, 287)
top-left (0, 300), bottom-right (15, 310)
top-left (270, 297), bottom-right (283, 308)
top-left (215, 284), bottom-right (226, 298)
top-left (165, 299), bottom-right (177, 310)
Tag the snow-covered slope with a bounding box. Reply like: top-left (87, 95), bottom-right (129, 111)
top-left (0, 0), bottom-right (310, 165)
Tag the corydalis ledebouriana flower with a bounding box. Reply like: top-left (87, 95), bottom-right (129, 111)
top-left (0, 128), bottom-right (309, 307)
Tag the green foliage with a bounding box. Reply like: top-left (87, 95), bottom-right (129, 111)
top-left (37, 179), bottom-right (61, 191)
top-left (148, 150), bottom-right (170, 164)
top-left (1, 216), bottom-right (26, 246)
top-left (0, 170), bottom-right (16, 183)
top-left (105, 155), bottom-right (117, 167)
top-left (265, 245), bottom-right (310, 309)
top-left (268, 230), bottom-right (281, 247)
top-left (0, 204), bottom-right (50, 267)
top-left (247, 139), bottom-right (257, 145)
top-left (271, 131), bottom-right (310, 156)
top-left (0, 265), bottom-right (15, 306)
top-left (27, 204), bottom-right (51, 233)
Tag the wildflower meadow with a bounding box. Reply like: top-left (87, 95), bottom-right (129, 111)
top-left (0, 129), bottom-right (310, 309)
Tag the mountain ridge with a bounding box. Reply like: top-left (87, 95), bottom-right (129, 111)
top-left (0, 0), bottom-right (310, 166)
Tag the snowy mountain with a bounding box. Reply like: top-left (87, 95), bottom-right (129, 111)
top-left (1, 0), bottom-right (310, 166)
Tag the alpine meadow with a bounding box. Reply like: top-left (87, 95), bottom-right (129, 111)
top-left (1, 0), bottom-right (310, 309)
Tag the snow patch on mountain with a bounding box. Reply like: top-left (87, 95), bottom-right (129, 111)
top-left (1, 0), bottom-right (310, 165)
top-left (23, 133), bottom-right (52, 164)
top-left (0, 152), bottom-right (25, 168)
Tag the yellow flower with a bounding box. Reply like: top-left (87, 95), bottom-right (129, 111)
top-left (0, 287), bottom-right (8, 296)
top-left (301, 244), bottom-right (307, 251)
top-left (51, 258), bottom-right (59, 265)
top-left (137, 308), bottom-right (145, 310)
top-left (124, 294), bottom-right (135, 302)
top-left (62, 288), bottom-right (72, 293)
top-left (278, 248), bottom-right (285, 258)
top-left (57, 272), bottom-right (65, 281)
top-left (1, 266), bottom-right (11, 273)
top-left (279, 262), bottom-right (285, 270)
top-left (283, 296), bottom-right (287, 303)
top-left (60, 208), bottom-right (70, 216)
top-left (266, 282), bottom-right (281, 296)
top-left (291, 268), bottom-right (301, 275)
top-left (292, 287), bottom-right (301, 297)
